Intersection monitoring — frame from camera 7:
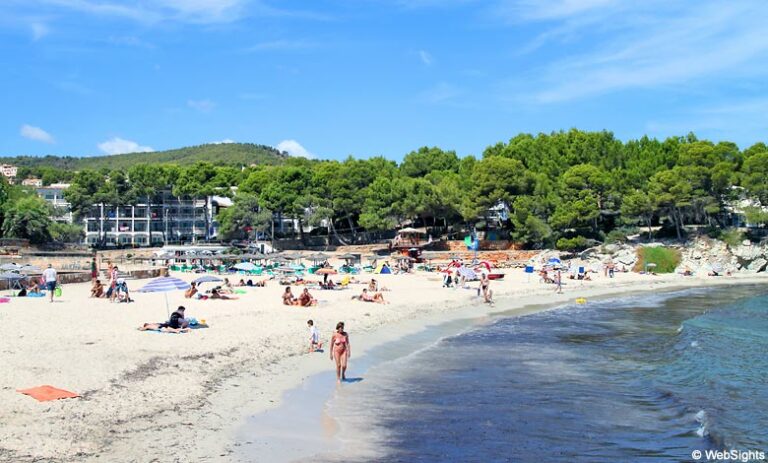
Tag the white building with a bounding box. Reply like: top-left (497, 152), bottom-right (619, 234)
top-left (82, 192), bottom-right (230, 247)
top-left (37, 183), bottom-right (74, 224)
top-left (0, 164), bottom-right (18, 181)
top-left (22, 177), bottom-right (43, 187)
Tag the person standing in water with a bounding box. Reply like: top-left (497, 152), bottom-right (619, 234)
top-left (330, 321), bottom-right (350, 384)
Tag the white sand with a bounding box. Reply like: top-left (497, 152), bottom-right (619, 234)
top-left (0, 267), bottom-right (764, 462)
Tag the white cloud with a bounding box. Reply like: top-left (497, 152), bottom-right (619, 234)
top-left (418, 50), bottom-right (433, 66)
top-left (97, 137), bottom-right (153, 155)
top-left (245, 40), bottom-right (317, 52)
top-left (187, 99), bottom-right (216, 112)
top-left (517, 1), bottom-right (768, 103)
top-left (276, 140), bottom-right (315, 159)
top-left (31, 22), bottom-right (49, 40)
top-left (20, 124), bottom-right (55, 143)
top-left (27, 0), bottom-right (249, 24)
top-left (421, 82), bottom-right (460, 103)
top-left (210, 139), bottom-right (236, 144)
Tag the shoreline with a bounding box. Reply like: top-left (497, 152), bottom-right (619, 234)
top-left (181, 274), bottom-right (768, 463)
top-left (1, 271), bottom-right (766, 463)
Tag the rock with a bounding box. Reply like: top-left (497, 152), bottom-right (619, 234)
top-left (747, 258), bottom-right (767, 273)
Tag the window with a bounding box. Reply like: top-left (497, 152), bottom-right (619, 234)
top-left (134, 223), bottom-right (147, 232)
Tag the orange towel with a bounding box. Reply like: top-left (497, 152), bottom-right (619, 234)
top-left (17, 385), bottom-right (79, 402)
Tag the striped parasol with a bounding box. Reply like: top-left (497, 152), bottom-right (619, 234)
top-left (137, 276), bottom-right (191, 318)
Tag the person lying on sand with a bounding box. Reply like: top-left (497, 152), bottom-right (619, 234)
top-left (322, 279), bottom-right (336, 290)
top-left (90, 279), bottom-right (104, 298)
top-left (237, 279), bottom-right (246, 287)
top-left (299, 288), bottom-right (317, 307)
top-left (353, 288), bottom-right (388, 304)
top-left (209, 288), bottom-right (236, 300)
top-left (185, 282), bottom-right (198, 299)
top-left (283, 287), bottom-right (298, 305)
top-left (138, 306), bottom-right (190, 333)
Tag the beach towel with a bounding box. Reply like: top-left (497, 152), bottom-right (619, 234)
top-left (27, 292), bottom-right (46, 298)
top-left (18, 385), bottom-right (79, 402)
top-left (0, 297), bottom-right (10, 303)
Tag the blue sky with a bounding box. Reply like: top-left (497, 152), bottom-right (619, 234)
top-left (2, 0), bottom-right (768, 161)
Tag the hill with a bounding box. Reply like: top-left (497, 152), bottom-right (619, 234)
top-left (0, 143), bottom-right (288, 171)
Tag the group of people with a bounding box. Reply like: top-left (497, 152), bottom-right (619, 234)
top-left (283, 286), bottom-right (318, 306)
top-left (184, 281), bottom-right (237, 300)
top-left (15, 263), bottom-right (58, 303)
top-left (307, 319), bottom-right (351, 384)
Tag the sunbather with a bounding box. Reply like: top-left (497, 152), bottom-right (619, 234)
top-left (138, 306), bottom-right (190, 333)
top-left (90, 279), bottom-right (104, 298)
top-left (185, 282), bottom-right (198, 299)
top-left (299, 288), bottom-right (317, 307)
top-left (355, 288), bottom-right (388, 304)
top-left (283, 286), bottom-right (298, 305)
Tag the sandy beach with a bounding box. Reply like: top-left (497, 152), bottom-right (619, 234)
top-left (1, 266), bottom-right (765, 463)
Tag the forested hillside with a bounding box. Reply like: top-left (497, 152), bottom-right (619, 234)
top-left (1, 143), bottom-right (286, 174)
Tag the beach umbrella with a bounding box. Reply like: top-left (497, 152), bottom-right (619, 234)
top-left (137, 276), bottom-right (191, 318)
top-left (456, 266), bottom-right (477, 280)
top-left (547, 257), bottom-right (561, 265)
top-left (19, 265), bottom-right (41, 273)
top-left (0, 263), bottom-right (21, 271)
top-left (233, 262), bottom-right (257, 272)
top-left (315, 268), bottom-right (337, 275)
top-left (398, 227), bottom-right (421, 234)
top-left (0, 272), bottom-right (27, 295)
top-left (193, 275), bottom-right (223, 284)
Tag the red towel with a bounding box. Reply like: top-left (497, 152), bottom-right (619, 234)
top-left (17, 385), bottom-right (79, 402)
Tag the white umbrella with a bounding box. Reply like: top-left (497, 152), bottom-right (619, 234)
top-left (137, 276), bottom-right (191, 318)
top-left (233, 262), bottom-right (257, 272)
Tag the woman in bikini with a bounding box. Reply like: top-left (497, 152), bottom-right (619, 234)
top-left (329, 321), bottom-right (350, 383)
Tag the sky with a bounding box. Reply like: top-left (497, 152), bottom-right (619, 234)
top-left (2, 0), bottom-right (768, 161)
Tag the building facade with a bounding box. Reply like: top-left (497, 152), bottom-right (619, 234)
top-left (37, 183), bottom-right (74, 224)
top-left (0, 164), bottom-right (18, 182)
top-left (22, 177), bottom-right (43, 187)
top-left (82, 192), bottom-right (230, 247)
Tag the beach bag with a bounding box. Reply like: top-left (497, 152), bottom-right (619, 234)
top-left (54, 286), bottom-right (63, 298)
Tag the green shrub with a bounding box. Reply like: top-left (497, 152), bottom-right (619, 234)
top-left (605, 228), bottom-right (634, 244)
top-left (720, 228), bottom-right (746, 247)
top-left (633, 246), bottom-right (681, 273)
top-left (556, 236), bottom-right (588, 252)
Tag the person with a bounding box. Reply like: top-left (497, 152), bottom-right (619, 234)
top-left (283, 287), bottom-right (298, 306)
top-left (442, 272), bottom-right (453, 288)
top-left (608, 263), bottom-right (615, 279)
top-left (28, 280), bottom-right (41, 295)
top-left (90, 257), bottom-right (98, 283)
top-left (368, 279), bottom-right (379, 292)
top-left (115, 278), bottom-right (133, 303)
top-left (322, 279), bottom-right (336, 290)
top-left (138, 306), bottom-right (190, 333)
top-left (209, 288), bottom-right (234, 300)
top-left (42, 263), bottom-right (58, 303)
top-left (237, 279), bottom-right (246, 287)
top-left (108, 265), bottom-right (119, 302)
top-left (307, 319), bottom-right (323, 353)
top-left (299, 288), bottom-right (317, 307)
top-left (356, 288), bottom-right (388, 304)
top-left (555, 269), bottom-right (563, 294)
top-left (329, 321), bottom-right (350, 383)
top-left (90, 279), bottom-right (104, 298)
top-left (221, 278), bottom-right (233, 294)
top-left (185, 282), bottom-right (198, 299)
top-left (479, 273), bottom-right (492, 303)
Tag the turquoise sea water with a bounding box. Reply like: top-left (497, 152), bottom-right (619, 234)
top-left (324, 286), bottom-right (768, 462)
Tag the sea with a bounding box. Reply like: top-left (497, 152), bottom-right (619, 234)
top-left (242, 285), bottom-right (768, 463)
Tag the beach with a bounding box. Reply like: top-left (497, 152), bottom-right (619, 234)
top-left (1, 266), bottom-right (766, 463)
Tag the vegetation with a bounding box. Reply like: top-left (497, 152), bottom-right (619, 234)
top-left (2, 143), bottom-right (286, 178)
top-left (1, 130), bottom-right (766, 249)
top-left (634, 246), bottom-right (682, 273)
